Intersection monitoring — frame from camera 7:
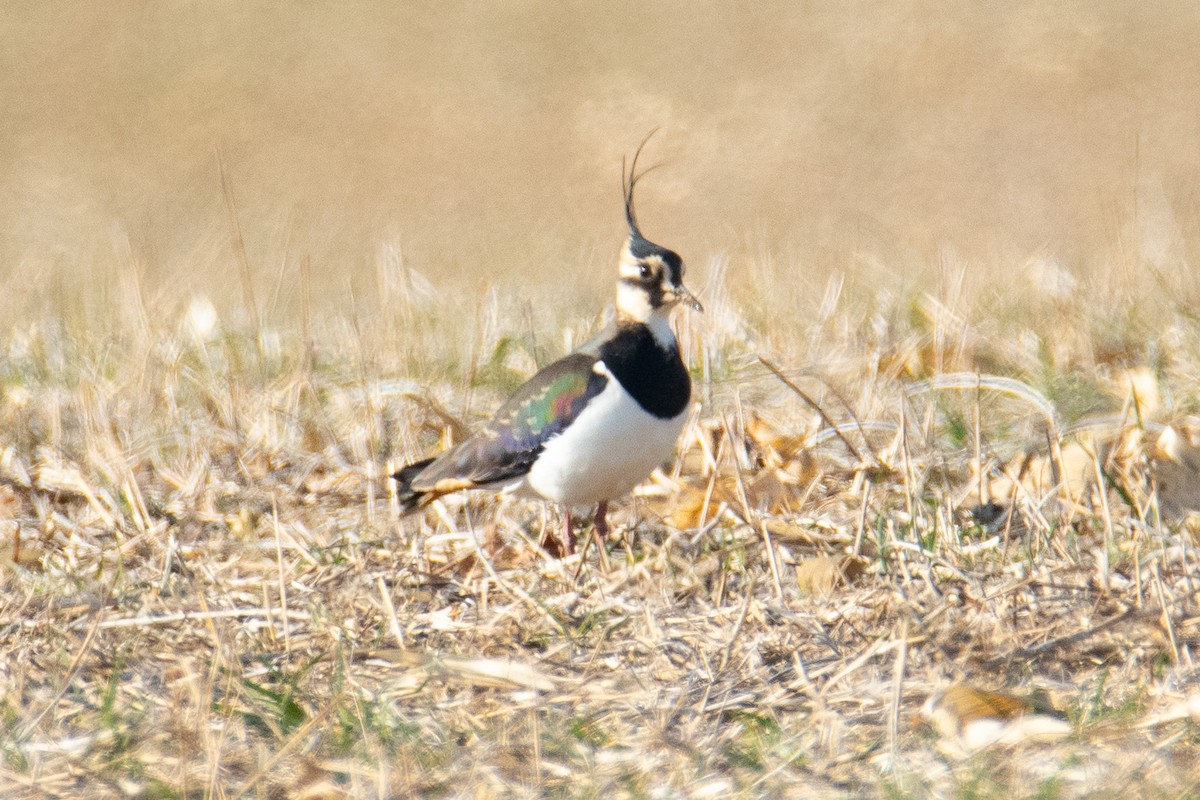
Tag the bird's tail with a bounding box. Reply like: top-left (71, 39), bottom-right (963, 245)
top-left (392, 458), bottom-right (435, 514)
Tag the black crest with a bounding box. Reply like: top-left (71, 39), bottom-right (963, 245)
top-left (621, 129), bottom-right (682, 279)
top-left (622, 128), bottom-right (662, 242)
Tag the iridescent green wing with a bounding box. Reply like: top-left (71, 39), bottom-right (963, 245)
top-left (413, 352), bottom-right (608, 489)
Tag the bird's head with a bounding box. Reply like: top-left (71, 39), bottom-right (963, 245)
top-left (614, 133), bottom-right (702, 324)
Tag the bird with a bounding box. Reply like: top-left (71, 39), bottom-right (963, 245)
top-left (393, 135), bottom-right (702, 556)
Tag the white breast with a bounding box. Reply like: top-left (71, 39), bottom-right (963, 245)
top-left (522, 361), bottom-right (689, 508)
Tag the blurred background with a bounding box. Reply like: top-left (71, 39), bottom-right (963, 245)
top-left (4, 1), bottom-right (1200, 326)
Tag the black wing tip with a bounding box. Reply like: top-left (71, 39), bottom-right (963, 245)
top-left (393, 457), bottom-right (436, 513)
top-left (392, 457), bottom-right (435, 486)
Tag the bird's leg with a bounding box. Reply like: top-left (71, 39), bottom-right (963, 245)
top-left (561, 512), bottom-right (576, 555)
top-left (593, 501), bottom-right (609, 540)
top-left (572, 502), bottom-right (612, 580)
top-left (591, 501), bottom-right (612, 571)
top-left (538, 510), bottom-right (572, 559)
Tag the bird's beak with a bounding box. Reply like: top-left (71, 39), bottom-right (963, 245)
top-left (675, 284), bottom-right (703, 312)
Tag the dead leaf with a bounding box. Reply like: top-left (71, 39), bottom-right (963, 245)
top-left (483, 523), bottom-right (530, 570)
top-left (294, 758), bottom-right (349, 800)
top-left (922, 685), bottom-right (1070, 756)
top-left (986, 438), bottom-right (1097, 506)
top-left (762, 518), bottom-right (824, 546)
top-left (794, 555), bottom-right (866, 595)
top-left (744, 469), bottom-right (795, 515)
top-left (745, 412), bottom-right (808, 465)
top-left (656, 479), bottom-right (738, 530)
top-left (674, 420), bottom-right (725, 477)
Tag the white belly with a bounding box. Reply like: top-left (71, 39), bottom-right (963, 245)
top-left (523, 365), bottom-right (689, 508)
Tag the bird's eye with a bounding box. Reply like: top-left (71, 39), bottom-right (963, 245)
top-left (638, 263), bottom-right (652, 279)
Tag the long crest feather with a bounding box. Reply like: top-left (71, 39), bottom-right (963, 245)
top-left (623, 128), bottom-right (662, 237)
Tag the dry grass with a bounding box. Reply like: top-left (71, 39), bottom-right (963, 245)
top-left (1, 254), bottom-right (1199, 799)
top-left (5, 5), bottom-right (1200, 797)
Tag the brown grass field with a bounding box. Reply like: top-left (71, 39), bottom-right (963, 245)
top-left (3, 3), bottom-right (1200, 798)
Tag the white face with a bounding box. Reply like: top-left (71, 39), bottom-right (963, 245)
top-left (616, 276), bottom-right (655, 322)
top-left (614, 242), bottom-right (698, 323)
top-left (617, 250), bottom-right (669, 283)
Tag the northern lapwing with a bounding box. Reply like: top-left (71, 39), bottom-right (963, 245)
top-left (394, 136), bottom-right (701, 554)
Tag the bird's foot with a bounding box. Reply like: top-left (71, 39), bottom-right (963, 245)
top-left (540, 512), bottom-right (575, 559)
top-left (573, 501), bottom-right (612, 578)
